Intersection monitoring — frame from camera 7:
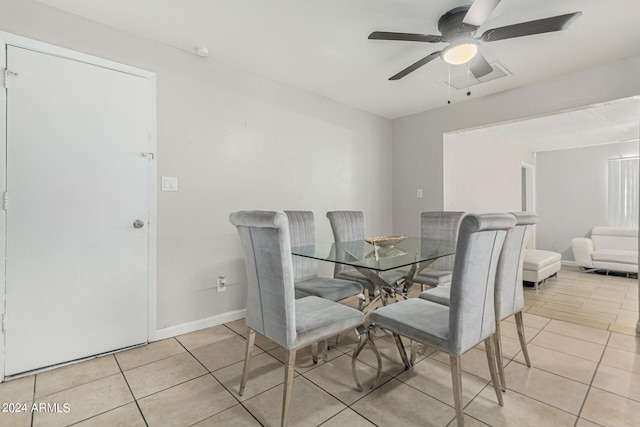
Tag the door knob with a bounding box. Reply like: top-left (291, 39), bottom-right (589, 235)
top-left (133, 219), bottom-right (145, 229)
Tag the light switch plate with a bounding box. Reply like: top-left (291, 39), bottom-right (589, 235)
top-left (161, 176), bottom-right (178, 192)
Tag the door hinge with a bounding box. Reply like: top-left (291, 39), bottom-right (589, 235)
top-left (3, 69), bottom-right (17, 89)
top-left (2, 192), bottom-right (7, 210)
top-left (141, 152), bottom-right (155, 160)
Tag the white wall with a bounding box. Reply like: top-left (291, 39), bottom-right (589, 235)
top-left (392, 54), bottom-right (640, 236)
top-left (0, 0), bottom-right (393, 334)
top-left (536, 141), bottom-right (639, 260)
top-left (443, 132), bottom-right (535, 213)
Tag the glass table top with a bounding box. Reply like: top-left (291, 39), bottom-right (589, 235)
top-left (291, 237), bottom-right (456, 272)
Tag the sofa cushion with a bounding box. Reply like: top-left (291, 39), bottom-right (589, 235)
top-left (523, 249), bottom-right (561, 270)
top-left (591, 227), bottom-right (638, 252)
top-left (592, 249), bottom-right (638, 265)
top-left (592, 226), bottom-right (638, 238)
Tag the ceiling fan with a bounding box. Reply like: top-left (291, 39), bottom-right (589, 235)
top-left (369, 0), bottom-right (582, 80)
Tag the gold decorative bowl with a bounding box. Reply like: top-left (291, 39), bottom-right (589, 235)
top-left (365, 235), bottom-right (407, 248)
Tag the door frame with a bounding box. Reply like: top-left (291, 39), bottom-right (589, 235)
top-left (521, 161), bottom-right (536, 248)
top-left (521, 162), bottom-right (535, 213)
top-left (0, 31), bottom-right (157, 380)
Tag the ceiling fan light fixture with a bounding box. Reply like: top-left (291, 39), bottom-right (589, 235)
top-left (441, 41), bottom-right (478, 65)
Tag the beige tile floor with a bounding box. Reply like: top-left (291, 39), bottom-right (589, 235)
top-left (0, 266), bottom-right (638, 426)
top-left (523, 266), bottom-right (639, 335)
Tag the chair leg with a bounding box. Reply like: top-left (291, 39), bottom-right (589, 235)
top-left (410, 340), bottom-right (417, 366)
top-left (352, 325), bottom-right (383, 392)
top-left (392, 333), bottom-right (411, 369)
top-left (515, 311), bottom-right (532, 367)
top-left (310, 339), bottom-right (329, 363)
top-left (484, 336), bottom-right (504, 406)
top-left (495, 322), bottom-right (506, 392)
top-left (239, 329), bottom-right (256, 396)
top-left (311, 342), bottom-right (319, 364)
top-left (449, 355), bottom-right (464, 427)
top-left (352, 328), bottom-right (369, 392)
top-left (281, 348), bottom-right (297, 427)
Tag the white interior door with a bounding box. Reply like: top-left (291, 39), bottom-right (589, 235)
top-left (5, 45), bottom-right (152, 375)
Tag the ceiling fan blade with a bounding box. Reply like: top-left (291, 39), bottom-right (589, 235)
top-left (389, 51), bottom-right (441, 80)
top-left (470, 52), bottom-right (493, 78)
top-left (480, 12), bottom-right (582, 42)
top-left (369, 31), bottom-right (443, 43)
top-left (463, 0), bottom-right (502, 27)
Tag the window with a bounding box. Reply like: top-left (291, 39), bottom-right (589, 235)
top-left (608, 157), bottom-right (639, 229)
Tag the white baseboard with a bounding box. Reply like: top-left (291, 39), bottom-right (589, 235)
top-left (152, 309), bottom-right (246, 341)
top-left (561, 260), bottom-right (577, 266)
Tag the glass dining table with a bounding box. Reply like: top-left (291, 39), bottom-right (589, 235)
top-left (291, 236), bottom-right (456, 390)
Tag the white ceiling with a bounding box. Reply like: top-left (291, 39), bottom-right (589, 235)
top-left (36, 0), bottom-right (640, 120)
top-left (35, 0), bottom-right (639, 152)
top-left (453, 97), bottom-right (640, 152)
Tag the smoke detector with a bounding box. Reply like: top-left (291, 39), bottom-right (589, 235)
top-left (195, 47), bottom-right (209, 58)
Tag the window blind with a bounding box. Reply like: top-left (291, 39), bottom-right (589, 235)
top-left (608, 157), bottom-right (639, 229)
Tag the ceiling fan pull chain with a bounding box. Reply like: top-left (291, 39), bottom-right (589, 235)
top-left (467, 63), bottom-right (471, 97)
top-left (447, 64), bottom-right (451, 104)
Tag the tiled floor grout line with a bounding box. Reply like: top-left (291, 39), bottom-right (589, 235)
top-left (317, 407), bottom-right (357, 426)
top-left (32, 368), bottom-right (125, 402)
top-left (347, 405), bottom-right (383, 427)
top-left (112, 353), bottom-right (149, 427)
top-left (571, 332), bottom-right (611, 427)
top-left (175, 334), bottom-right (270, 427)
top-left (475, 319), bottom-right (607, 425)
top-left (66, 402), bottom-right (141, 427)
top-left (29, 375), bottom-right (35, 427)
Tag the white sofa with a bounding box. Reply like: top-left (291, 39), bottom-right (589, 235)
top-left (571, 226), bottom-right (638, 274)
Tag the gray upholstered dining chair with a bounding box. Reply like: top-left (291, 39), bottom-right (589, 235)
top-left (285, 211), bottom-right (364, 305)
top-left (412, 211), bottom-right (466, 291)
top-left (326, 210), bottom-right (406, 298)
top-left (229, 210), bottom-right (365, 427)
top-left (420, 212), bottom-right (539, 391)
top-left (369, 213), bottom-right (516, 427)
